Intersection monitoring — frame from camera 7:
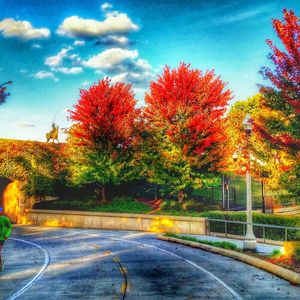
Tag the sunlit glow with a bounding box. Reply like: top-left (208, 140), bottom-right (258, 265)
top-left (43, 218), bottom-right (73, 227)
top-left (19, 215), bottom-right (33, 225)
top-left (149, 217), bottom-right (174, 233)
top-left (123, 232), bottom-right (151, 239)
top-left (283, 241), bottom-right (299, 258)
top-left (3, 181), bottom-right (21, 223)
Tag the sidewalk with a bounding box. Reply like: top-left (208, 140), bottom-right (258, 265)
top-left (181, 234), bottom-right (283, 254)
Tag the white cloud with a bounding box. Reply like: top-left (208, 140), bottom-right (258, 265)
top-left (44, 46), bottom-right (83, 75)
top-left (20, 69), bottom-right (28, 74)
top-left (18, 122), bottom-right (36, 128)
top-left (57, 12), bottom-right (138, 38)
top-left (111, 70), bottom-right (153, 86)
top-left (82, 80), bottom-right (92, 87)
top-left (101, 2), bottom-right (113, 12)
top-left (83, 47), bottom-right (153, 88)
top-left (97, 35), bottom-right (129, 46)
top-left (55, 67), bottom-right (83, 74)
top-left (217, 6), bottom-right (271, 24)
top-left (111, 36), bottom-right (128, 45)
top-left (45, 46), bottom-right (73, 67)
top-left (34, 71), bottom-right (56, 80)
top-left (73, 40), bottom-right (85, 46)
top-left (32, 43), bottom-right (42, 49)
top-left (0, 18), bottom-right (50, 40)
top-left (83, 48), bottom-right (138, 69)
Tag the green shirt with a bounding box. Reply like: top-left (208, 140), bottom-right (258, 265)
top-left (0, 215), bottom-right (12, 241)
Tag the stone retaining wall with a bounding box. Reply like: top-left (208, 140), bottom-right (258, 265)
top-left (26, 209), bottom-right (207, 234)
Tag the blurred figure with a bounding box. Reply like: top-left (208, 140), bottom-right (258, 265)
top-left (0, 207), bottom-right (12, 271)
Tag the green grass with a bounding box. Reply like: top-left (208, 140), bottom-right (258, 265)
top-left (269, 249), bottom-right (282, 258)
top-left (165, 233), bottom-right (238, 250)
top-left (34, 196), bottom-right (152, 214)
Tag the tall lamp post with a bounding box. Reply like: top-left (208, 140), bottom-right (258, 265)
top-left (242, 114), bottom-right (257, 252)
top-left (0, 81), bottom-right (13, 88)
top-left (0, 81), bottom-right (13, 105)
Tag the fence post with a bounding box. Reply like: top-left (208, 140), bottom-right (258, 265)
top-left (285, 228), bottom-right (288, 242)
top-left (234, 188), bottom-right (237, 210)
top-left (206, 219), bottom-right (210, 236)
top-left (225, 221), bottom-right (227, 237)
top-left (261, 180), bottom-right (266, 213)
top-left (263, 226), bottom-right (265, 243)
top-left (222, 174), bottom-right (225, 209)
top-left (243, 223), bottom-right (245, 236)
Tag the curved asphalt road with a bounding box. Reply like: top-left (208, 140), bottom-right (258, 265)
top-left (1, 225), bottom-right (300, 299)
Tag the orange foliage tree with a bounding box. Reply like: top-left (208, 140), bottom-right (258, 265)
top-left (257, 9), bottom-right (300, 152)
top-left (68, 78), bottom-right (140, 202)
top-left (255, 9), bottom-right (300, 195)
top-left (142, 63), bottom-right (232, 200)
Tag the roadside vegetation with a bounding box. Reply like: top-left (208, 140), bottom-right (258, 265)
top-left (165, 233), bottom-right (238, 250)
top-left (266, 242), bottom-right (300, 273)
top-left (164, 233), bottom-right (300, 273)
top-left (34, 196), bottom-right (152, 214)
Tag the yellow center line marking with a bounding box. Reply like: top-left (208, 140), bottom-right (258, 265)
top-left (98, 247), bottom-right (128, 299)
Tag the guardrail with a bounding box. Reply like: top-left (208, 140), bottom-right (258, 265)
top-left (206, 218), bottom-right (300, 242)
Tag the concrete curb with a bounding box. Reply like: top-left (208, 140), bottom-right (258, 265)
top-left (158, 235), bottom-right (300, 285)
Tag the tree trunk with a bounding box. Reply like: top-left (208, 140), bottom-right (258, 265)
top-left (101, 186), bottom-right (107, 204)
top-left (155, 185), bottom-right (159, 201)
top-left (178, 190), bottom-right (184, 203)
top-left (96, 185), bottom-right (108, 204)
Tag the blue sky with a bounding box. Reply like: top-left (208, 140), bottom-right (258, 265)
top-left (0, 0), bottom-right (299, 141)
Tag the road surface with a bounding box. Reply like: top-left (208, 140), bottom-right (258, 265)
top-left (1, 225), bottom-right (299, 299)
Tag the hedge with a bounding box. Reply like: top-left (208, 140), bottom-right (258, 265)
top-left (200, 211), bottom-right (300, 241)
top-left (0, 139), bottom-right (65, 197)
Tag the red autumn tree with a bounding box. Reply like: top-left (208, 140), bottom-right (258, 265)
top-left (257, 9), bottom-right (300, 152)
top-left (142, 63), bottom-right (232, 200)
top-left (68, 78), bottom-right (139, 202)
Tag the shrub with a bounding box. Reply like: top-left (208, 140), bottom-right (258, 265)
top-left (269, 249), bottom-right (282, 258)
top-left (34, 196), bottom-right (152, 214)
top-left (0, 139), bottom-right (65, 198)
top-left (160, 199), bottom-right (221, 214)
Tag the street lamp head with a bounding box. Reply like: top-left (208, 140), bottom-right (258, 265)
top-left (242, 113), bottom-right (253, 135)
top-left (0, 81), bottom-right (13, 88)
top-left (232, 151), bottom-right (238, 162)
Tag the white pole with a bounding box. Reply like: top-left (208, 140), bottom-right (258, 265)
top-left (243, 154), bottom-right (257, 251)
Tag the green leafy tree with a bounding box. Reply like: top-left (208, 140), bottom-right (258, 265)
top-left (226, 94), bottom-right (294, 193)
top-left (0, 139), bottom-right (62, 198)
top-left (67, 79), bottom-right (140, 202)
top-left (142, 63), bottom-right (232, 201)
